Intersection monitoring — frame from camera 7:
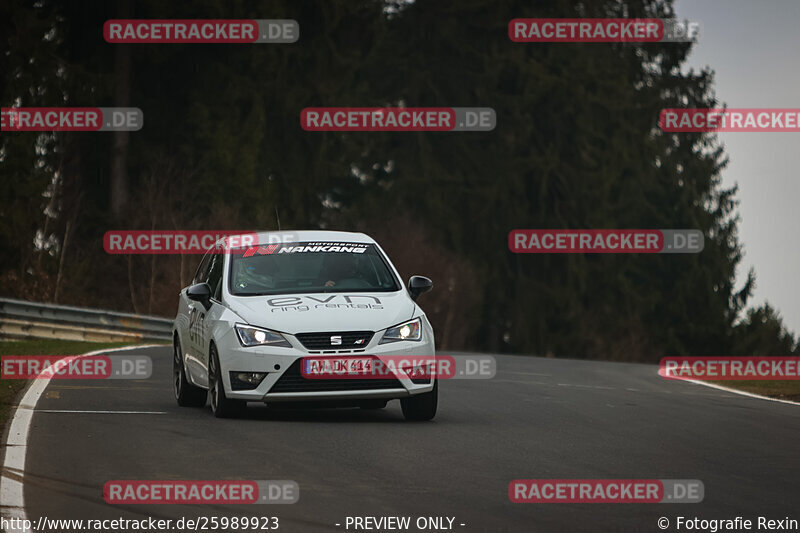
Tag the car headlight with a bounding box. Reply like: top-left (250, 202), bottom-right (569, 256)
top-left (235, 324), bottom-right (291, 348)
top-left (379, 318), bottom-right (422, 344)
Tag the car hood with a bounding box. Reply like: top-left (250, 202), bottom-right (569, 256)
top-left (227, 291), bottom-right (417, 335)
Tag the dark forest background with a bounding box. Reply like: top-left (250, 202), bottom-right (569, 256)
top-left (1, 0), bottom-right (797, 359)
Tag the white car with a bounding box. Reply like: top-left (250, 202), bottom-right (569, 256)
top-left (172, 230), bottom-right (437, 420)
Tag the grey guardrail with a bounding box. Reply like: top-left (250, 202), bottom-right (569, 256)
top-left (0, 297), bottom-right (172, 343)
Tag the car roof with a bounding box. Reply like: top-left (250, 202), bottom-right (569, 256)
top-left (227, 230), bottom-right (376, 245)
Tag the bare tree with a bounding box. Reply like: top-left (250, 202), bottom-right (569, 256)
top-left (109, 0), bottom-right (132, 220)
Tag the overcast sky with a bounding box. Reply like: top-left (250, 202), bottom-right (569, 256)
top-left (674, 0), bottom-right (800, 337)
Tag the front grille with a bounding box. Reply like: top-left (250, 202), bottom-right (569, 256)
top-left (295, 331), bottom-right (374, 350)
top-left (269, 359), bottom-right (403, 393)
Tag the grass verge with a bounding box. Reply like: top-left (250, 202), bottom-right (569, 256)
top-left (0, 338), bottom-right (145, 431)
top-left (707, 380), bottom-right (800, 403)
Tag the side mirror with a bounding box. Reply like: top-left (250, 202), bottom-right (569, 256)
top-left (187, 283), bottom-right (212, 310)
top-left (408, 276), bottom-right (433, 302)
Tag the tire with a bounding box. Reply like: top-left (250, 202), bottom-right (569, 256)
top-left (401, 380), bottom-right (438, 421)
top-left (174, 338), bottom-right (207, 407)
top-left (209, 343), bottom-right (245, 418)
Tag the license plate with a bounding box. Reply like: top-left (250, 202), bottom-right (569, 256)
top-left (303, 357), bottom-right (374, 377)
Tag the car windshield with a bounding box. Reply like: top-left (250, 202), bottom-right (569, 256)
top-left (228, 241), bottom-right (401, 296)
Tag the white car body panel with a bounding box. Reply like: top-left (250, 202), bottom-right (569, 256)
top-left (230, 291), bottom-right (416, 334)
top-left (173, 230), bottom-right (436, 403)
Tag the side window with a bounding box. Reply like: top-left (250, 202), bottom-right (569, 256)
top-left (192, 252), bottom-right (212, 285)
top-left (207, 254), bottom-right (224, 300)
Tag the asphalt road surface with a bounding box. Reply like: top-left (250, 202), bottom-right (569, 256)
top-left (12, 346), bottom-right (800, 532)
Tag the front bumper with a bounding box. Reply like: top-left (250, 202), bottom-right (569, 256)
top-left (215, 327), bottom-right (436, 402)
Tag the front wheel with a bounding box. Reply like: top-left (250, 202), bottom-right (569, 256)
top-left (174, 338), bottom-right (207, 407)
top-left (208, 344), bottom-right (245, 418)
top-left (401, 380), bottom-right (438, 421)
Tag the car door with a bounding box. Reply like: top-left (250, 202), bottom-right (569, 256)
top-left (194, 252), bottom-right (225, 386)
top-left (183, 251), bottom-right (213, 385)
